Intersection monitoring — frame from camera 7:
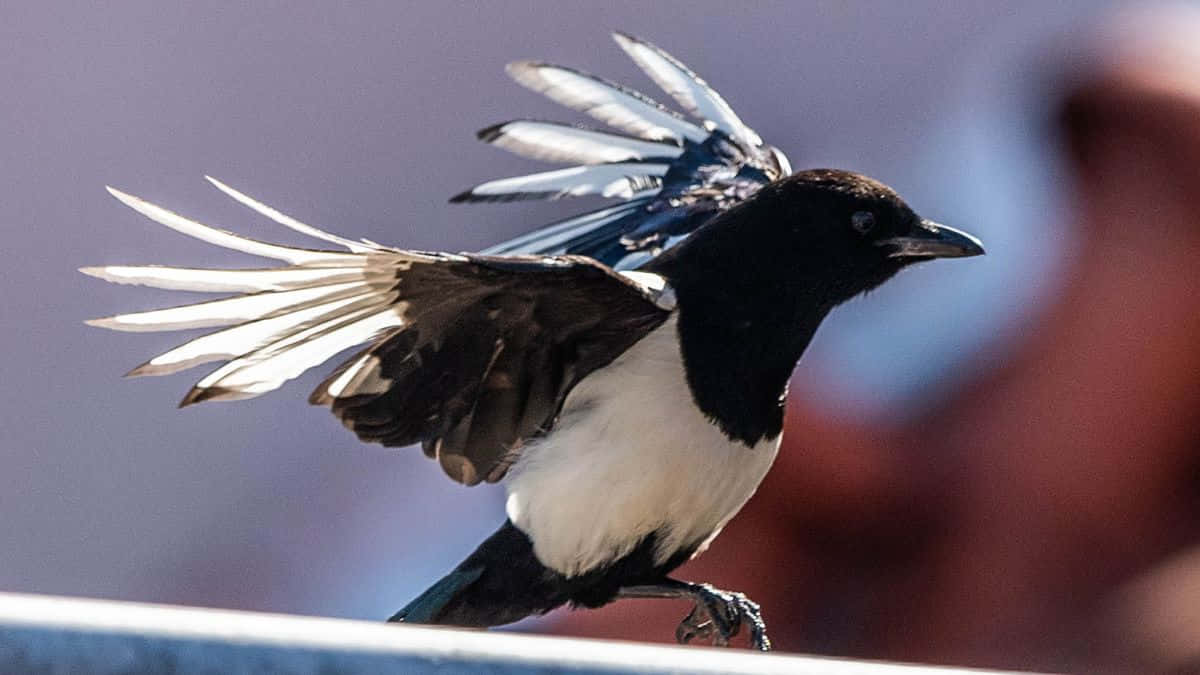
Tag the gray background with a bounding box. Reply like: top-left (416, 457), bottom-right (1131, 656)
top-left (1, 1), bottom-right (1111, 624)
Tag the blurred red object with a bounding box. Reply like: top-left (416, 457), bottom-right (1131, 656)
top-left (552, 7), bottom-right (1200, 672)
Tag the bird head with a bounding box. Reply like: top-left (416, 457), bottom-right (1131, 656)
top-left (651, 169), bottom-right (984, 315)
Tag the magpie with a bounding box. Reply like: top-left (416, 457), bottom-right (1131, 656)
top-left (82, 33), bottom-right (983, 651)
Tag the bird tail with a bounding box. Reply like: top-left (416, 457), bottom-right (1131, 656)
top-left (389, 520), bottom-right (565, 628)
top-left (389, 566), bottom-right (486, 625)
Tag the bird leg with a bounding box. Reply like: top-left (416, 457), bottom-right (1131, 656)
top-left (617, 579), bottom-right (771, 651)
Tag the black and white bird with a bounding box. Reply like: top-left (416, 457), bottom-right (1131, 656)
top-left (83, 33), bottom-right (983, 651)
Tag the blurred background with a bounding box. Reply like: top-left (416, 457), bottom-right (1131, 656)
top-left (3, 1), bottom-right (1199, 671)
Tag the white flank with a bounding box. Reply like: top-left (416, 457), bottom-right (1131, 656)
top-left (505, 316), bottom-right (781, 577)
top-left (506, 61), bottom-right (706, 144)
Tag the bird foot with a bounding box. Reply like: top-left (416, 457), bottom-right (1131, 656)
top-left (618, 580), bottom-right (770, 651)
top-left (673, 583), bottom-right (770, 651)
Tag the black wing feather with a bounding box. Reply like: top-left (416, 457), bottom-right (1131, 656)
top-left (312, 254), bottom-right (669, 484)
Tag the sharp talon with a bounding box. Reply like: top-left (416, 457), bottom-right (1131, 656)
top-left (675, 622), bottom-right (698, 644)
top-left (630, 581), bottom-right (771, 651)
top-left (672, 600), bottom-right (705, 643)
top-left (675, 604), bottom-right (713, 645)
top-left (668, 583), bottom-right (770, 651)
top-left (753, 632), bottom-right (772, 652)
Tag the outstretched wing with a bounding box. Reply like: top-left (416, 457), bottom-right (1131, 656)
top-left (84, 179), bottom-right (671, 484)
top-left (459, 32), bottom-right (792, 270)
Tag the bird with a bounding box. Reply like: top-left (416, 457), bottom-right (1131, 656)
top-left (81, 33), bottom-right (984, 651)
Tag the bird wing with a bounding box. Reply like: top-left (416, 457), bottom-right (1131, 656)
top-left (464, 32), bottom-right (792, 270)
top-left (84, 180), bottom-right (671, 485)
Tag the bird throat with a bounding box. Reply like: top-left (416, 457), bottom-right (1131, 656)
top-left (672, 289), bottom-right (831, 447)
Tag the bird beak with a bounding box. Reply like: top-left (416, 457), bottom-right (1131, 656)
top-left (878, 220), bottom-right (985, 259)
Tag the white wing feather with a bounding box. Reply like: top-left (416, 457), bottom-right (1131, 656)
top-left (84, 281), bottom-right (368, 332)
top-left (612, 32), bottom-right (762, 148)
top-left (126, 294), bottom-right (385, 377)
top-left (480, 200), bottom-right (648, 256)
top-left (78, 265), bottom-right (370, 294)
top-left (480, 120), bottom-right (683, 165)
top-left (506, 61), bottom-right (706, 144)
top-left (104, 187), bottom-right (363, 266)
top-left (87, 186), bottom-right (423, 404)
top-left (187, 304), bottom-right (406, 402)
top-left (202, 176), bottom-right (382, 253)
top-left (459, 163), bottom-right (668, 201)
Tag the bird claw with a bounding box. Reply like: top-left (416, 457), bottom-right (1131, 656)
top-left (672, 583), bottom-right (771, 651)
top-left (675, 604), bottom-right (712, 644)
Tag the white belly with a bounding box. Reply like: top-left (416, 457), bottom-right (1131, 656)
top-left (504, 315), bottom-right (781, 578)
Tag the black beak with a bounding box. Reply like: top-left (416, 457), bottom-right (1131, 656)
top-left (878, 220), bottom-right (985, 259)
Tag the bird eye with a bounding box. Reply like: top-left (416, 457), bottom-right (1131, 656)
top-left (850, 211), bottom-right (876, 234)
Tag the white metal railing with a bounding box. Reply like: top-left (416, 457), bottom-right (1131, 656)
top-left (0, 591), bottom-right (1039, 674)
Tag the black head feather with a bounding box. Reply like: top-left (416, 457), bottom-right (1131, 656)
top-left (646, 169), bottom-right (983, 445)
